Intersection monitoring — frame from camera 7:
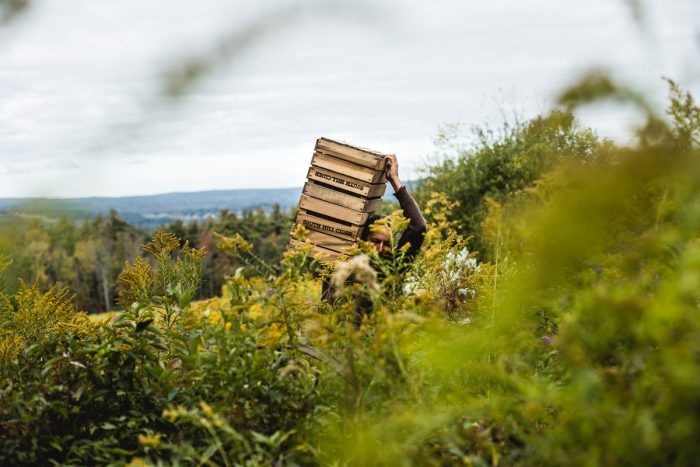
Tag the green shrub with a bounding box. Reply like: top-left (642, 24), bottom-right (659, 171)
top-left (416, 111), bottom-right (605, 260)
top-left (0, 231), bottom-right (321, 466)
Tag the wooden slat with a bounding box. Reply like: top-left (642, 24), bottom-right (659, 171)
top-left (320, 148), bottom-right (388, 172)
top-left (304, 181), bottom-right (360, 211)
top-left (364, 197), bottom-right (383, 212)
top-left (307, 166), bottom-right (386, 198)
top-left (299, 194), bottom-right (372, 225)
top-left (367, 182), bottom-right (387, 198)
top-left (287, 239), bottom-right (345, 262)
top-left (303, 181), bottom-right (383, 213)
top-left (311, 152), bottom-right (386, 184)
top-left (295, 209), bottom-right (363, 241)
top-left (304, 229), bottom-right (356, 253)
top-left (316, 138), bottom-right (388, 170)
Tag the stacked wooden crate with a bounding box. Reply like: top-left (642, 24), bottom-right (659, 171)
top-left (288, 137), bottom-right (389, 261)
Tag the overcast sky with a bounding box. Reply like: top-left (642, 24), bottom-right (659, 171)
top-left (1, 0), bottom-right (698, 198)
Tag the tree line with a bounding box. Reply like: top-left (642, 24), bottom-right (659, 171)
top-left (0, 205), bottom-right (293, 313)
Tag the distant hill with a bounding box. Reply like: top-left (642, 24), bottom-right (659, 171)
top-left (0, 188), bottom-right (301, 229)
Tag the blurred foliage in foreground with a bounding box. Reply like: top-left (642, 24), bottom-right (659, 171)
top-left (1, 76), bottom-right (700, 465)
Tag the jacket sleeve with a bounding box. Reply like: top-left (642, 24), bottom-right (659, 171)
top-left (393, 186), bottom-right (427, 258)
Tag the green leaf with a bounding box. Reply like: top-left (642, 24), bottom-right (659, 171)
top-left (74, 385), bottom-right (85, 401)
top-left (167, 388), bottom-right (180, 402)
top-left (49, 441), bottom-right (63, 453)
top-left (201, 444), bottom-right (218, 464)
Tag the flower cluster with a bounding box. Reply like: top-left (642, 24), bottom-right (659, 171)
top-left (332, 254), bottom-right (379, 295)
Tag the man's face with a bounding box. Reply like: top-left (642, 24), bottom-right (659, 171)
top-left (367, 230), bottom-right (391, 255)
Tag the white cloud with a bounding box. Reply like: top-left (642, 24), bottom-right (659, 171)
top-left (0, 0), bottom-right (698, 197)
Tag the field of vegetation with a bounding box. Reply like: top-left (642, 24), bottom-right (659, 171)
top-left (1, 76), bottom-right (699, 465)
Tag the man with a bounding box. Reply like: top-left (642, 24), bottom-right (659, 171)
top-left (363, 154), bottom-right (427, 258)
top-left (322, 154), bottom-right (427, 306)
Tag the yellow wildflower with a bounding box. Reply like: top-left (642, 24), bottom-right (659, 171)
top-left (126, 458), bottom-right (150, 467)
top-left (199, 401), bottom-right (214, 417)
top-left (262, 322), bottom-right (286, 347)
top-left (142, 228), bottom-right (180, 256)
top-left (138, 433), bottom-right (161, 447)
top-left (162, 405), bottom-right (187, 423)
top-left (214, 232), bottom-right (253, 256)
top-left (181, 240), bottom-right (207, 260)
top-left (207, 310), bottom-right (222, 325)
top-left (247, 303), bottom-right (265, 321)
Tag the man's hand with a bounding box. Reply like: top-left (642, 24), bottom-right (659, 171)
top-left (386, 154), bottom-right (404, 192)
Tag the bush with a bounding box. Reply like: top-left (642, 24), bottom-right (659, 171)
top-left (0, 231), bottom-right (321, 466)
top-left (415, 111), bottom-right (605, 260)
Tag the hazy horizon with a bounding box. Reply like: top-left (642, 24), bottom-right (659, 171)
top-left (1, 0), bottom-right (698, 198)
top-left (0, 185), bottom-right (303, 201)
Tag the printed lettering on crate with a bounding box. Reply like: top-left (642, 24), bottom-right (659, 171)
top-left (306, 166), bottom-right (386, 198)
top-left (287, 137), bottom-right (390, 262)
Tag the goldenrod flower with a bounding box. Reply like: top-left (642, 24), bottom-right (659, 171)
top-left (162, 405), bottom-right (187, 423)
top-left (207, 310), bottom-right (222, 325)
top-left (138, 433), bottom-right (161, 447)
top-left (199, 401), bottom-right (213, 417)
top-left (214, 232), bottom-right (253, 256)
top-left (262, 322), bottom-right (286, 347)
top-left (126, 457), bottom-right (150, 467)
top-left (247, 303), bottom-right (265, 321)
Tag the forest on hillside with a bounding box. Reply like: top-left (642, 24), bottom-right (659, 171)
top-left (2, 75), bottom-right (700, 465)
top-left (0, 204), bottom-right (296, 313)
top-left (0, 188), bottom-right (301, 230)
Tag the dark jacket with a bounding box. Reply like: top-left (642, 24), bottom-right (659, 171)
top-left (391, 185), bottom-right (428, 258)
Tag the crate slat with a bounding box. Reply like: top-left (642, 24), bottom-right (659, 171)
top-left (301, 229), bottom-right (356, 253)
top-left (299, 194), bottom-right (373, 225)
top-left (295, 209), bottom-right (363, 241)
top-left (316, 137), bottom-right (388, 171)
top-left (307, 166), bottom-right (387, 198)
top-left (311, 152), bottom-right (386, 184)
top-left (287, 239), bottom-right (343, 262)
top-left (303, 181), bottom-right (383, 213)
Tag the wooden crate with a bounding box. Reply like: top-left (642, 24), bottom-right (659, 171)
top-left (287, 239), bottom-right (345, 262)
top-left (307, 166), bottom-right (386, 198)
top-left (316, 137), bottom-right (389, 171)
top-left (287, 137), bottom-right (389, 261)
top-left (295, 209), bottom-right (363, 241)
top-left (303, 181), bottom-right (383, 213)
top-left (311, 152), bottom-right (386, 184)
top-left (301, 229), bottom-right (356, 253)
top-left (298, 194), bottom-right (373, 226)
